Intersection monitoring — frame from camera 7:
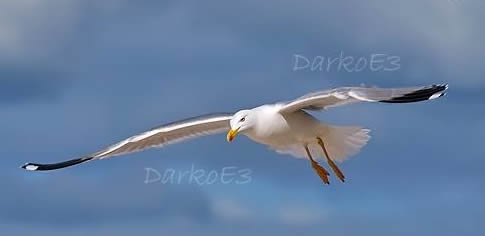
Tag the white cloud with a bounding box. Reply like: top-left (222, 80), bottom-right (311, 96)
top-left (211, 198), bottom-right (251, 220)
top-left (0, 1), bottom-right (80, 61)
top-left (278, 205), bottom-right (328, 226)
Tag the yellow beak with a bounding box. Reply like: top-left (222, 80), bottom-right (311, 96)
top-left (226, 128), bottom-right (240, 142)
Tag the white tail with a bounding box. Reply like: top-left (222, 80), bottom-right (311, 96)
top-left (271, 124), bottom-right (370, 162)
top-left (311, 124), bottom-right (371, 162)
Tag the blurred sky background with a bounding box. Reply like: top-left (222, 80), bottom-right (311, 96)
top-left (1, 0), bottom-right (484, 235)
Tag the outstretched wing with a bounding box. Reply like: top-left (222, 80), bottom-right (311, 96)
top-left (278, 84), bottom-right (448, 113)
top-left (22, 113), bottom-right (233, 171)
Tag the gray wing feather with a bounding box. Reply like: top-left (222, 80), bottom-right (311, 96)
top-left (92, 113), bottom-right (233, 159)
top-left (279, 84), bottom-right (447, 113)
top-left (21, 113), bottom-right (233, 171)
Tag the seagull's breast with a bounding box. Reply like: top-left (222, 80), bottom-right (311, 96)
top-left (244, 105), bottom-right (320, 146)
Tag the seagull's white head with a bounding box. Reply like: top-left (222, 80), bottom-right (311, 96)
top-left (227, 110), bottom-right (255, 142)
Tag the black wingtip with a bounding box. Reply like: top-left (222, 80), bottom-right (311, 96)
top-left (380, 84), bottom-right (448, 103)
top-left (21, 157), bottom-right (93, 171)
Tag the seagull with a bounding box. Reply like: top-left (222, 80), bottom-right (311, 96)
top-left (22, 84), bottom-right (447, 184)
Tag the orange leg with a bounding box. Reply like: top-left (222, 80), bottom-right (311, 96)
top-left (317, 137), bottom-right (345, 183)
top-left (305, 145), bottom-right (330, 185)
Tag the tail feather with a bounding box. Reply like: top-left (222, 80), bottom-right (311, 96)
top-left (316, 125), bottom-right (371, 162)
top-left (270, 124), bottom-right (370, 162)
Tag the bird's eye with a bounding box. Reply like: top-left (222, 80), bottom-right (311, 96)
top-left (239, 117), bottom-right (246, 122)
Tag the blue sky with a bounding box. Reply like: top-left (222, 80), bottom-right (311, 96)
top-left (1, 0), bottom-right (484, 235)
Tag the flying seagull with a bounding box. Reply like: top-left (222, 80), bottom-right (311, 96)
top-left (22, 84), bottom-right (447, 184)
